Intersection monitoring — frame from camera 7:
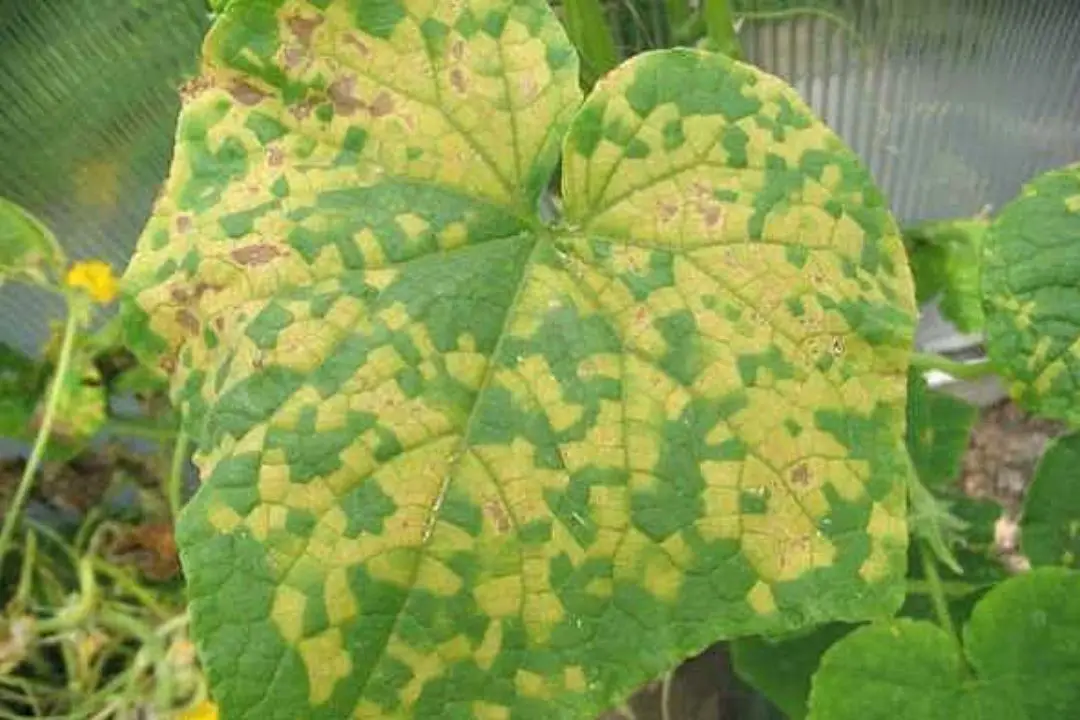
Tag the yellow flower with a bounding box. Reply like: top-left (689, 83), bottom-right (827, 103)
top-left (178, 700), bottom-right (218, 720)
top-left (64, 259), bottom-right (118, 303)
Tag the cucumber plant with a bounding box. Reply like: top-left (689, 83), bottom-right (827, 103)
top-left (120, 1), bottom-right (1080, 717)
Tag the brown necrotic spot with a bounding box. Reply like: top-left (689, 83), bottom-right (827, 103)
top-left (175, 214), bottom-right (192, 233)
top-left (790, 463), bottom-right (810, 487)
top-left (702, 204), bottom-right (724, 228)
top-left (287, 15), bottom-right (322, 46)
top-left (288, 99), bottom-right (315, 121)
top-left (449, 68), bottom-right (467, 94)
top-left (484, 500), bottom-right (511, 534)
top-left (830, 336), bottom-right (845, 356)
top-left (451, 39), bottom-right (465, 60)
top-left (176, 309), bottom-right (200, 334)
top-left (328, 76), bottom-right (363, 116)
top-left (344, 33), bottom-right (370, 57)
top-left (369, 91), bottom-right (395, 118)
top-left (231, 244), bottom-right (283, 266)
top-left (228, 80), bottom-right (267, 106)
top-left (267, 146), bottom-right (284, 167)
top-left (179, 75), bottom-right (212, 104)
top-left (283, 47), bottom-right (305, 70)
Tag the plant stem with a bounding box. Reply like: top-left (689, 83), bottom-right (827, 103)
top-left (907, 577), bottom-right (985, 598)
top-left (919, 541), bottom-right (966, 666)
top-left (103, 417), bottom-right (178, 443)
top-left (0, 306), bottom-right (79, 576)
top-left (909, 352), bottom-right (996, 381)
top-left (703, 0), bottom-right (743, 58)
top-left (167, 428), bottom-right (190, 522)
top-left (659, 669), bottom-right (674, 720)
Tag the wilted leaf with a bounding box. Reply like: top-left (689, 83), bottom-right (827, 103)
top-left (903, 218), bottom-right (986, 333)
top-left (807, 567), bottom-right (1080, 720)
top-left (983, 162), bottom-right (1080, 424)
top-left (105, 522), bottom-right (181, 581)
top-left (1022, 432), bottom-right (1080, 569)
top-left (122, 2), bottom-right (915, 715)
top-left (0, 197), bottom-right (65, 287)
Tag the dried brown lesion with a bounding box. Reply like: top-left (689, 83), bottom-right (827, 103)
top-left (227, 80), bottom-right (268, 106)
top-left (328, 75), bottom-right (363, 116)
top-left (230, 244), bottom-right (285, 267)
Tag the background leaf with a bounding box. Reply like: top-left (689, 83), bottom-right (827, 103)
top-left (0, 197), bottom-right (65, 287)
top-left (903, 218), bottom-right (986, 333)
top-left (983, 162), bottom-right (1080, 425)
top-left (124, 2), bottom-right (915, 715)
top-left (1021, 432), bottom-right (1080, 569)
top-left (808, 567), bottom-right (1080, 720)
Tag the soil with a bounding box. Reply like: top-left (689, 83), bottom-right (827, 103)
top-left (959, 399), bottom-right (1067, 572)
top-left (961, 400), bottom-right (1066, 510)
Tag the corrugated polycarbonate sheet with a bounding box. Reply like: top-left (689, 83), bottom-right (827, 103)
top-left (0, 0), bottom-right (207, 354)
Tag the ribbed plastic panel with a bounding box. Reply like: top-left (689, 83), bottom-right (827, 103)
top-left (0, 0), bottom-right (1078, 356)
top-left (0, 0), bottom-right (207, 353)
top-left (737, 0), bottom-right (1080, 222)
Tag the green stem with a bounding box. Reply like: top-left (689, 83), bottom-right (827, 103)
top-left (0, 306), bottom-right (80, 576)
top-left (703, 0), bottom-right (743, 58)
top-left (103, 417), bottom-right (178, 443)
top-left (90, 558), bottom-right (174, 620)
top-left (13, 530), bottom-right (37, 610)
top-left (910, 352), bottom-right (996, 381)
top-left (907, 577), bottom-right (986, 598)
top-left (919, 541), bottom-right (966, 666)
top-left (167, 428), bottom-right (190, 522)
top-left (36, 555), bottom-right (99, 635)
top-left (659, 669), bottom-right (674, 720)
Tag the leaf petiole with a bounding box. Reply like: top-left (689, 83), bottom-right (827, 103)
top-left (0, 302), bottom-right (81, 576)
top-left (919, 541), bottom-right (969, 676)
top-left (909, 352), bottom-right (996, 382)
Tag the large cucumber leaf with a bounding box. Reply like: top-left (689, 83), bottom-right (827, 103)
top-left (122, 1), bottom-right (915, 716)
top-left (807, 568), bottom-right (1080, 720)
top-left (983, 162), bottom-right (1080, 425)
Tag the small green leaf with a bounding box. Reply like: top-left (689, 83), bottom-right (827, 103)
top-left (808, 567), bottom-right (1080, 720)
top-left (561, 0), bottom-right (620, 87)
top-left (903, 218), bottom-right (986, 333)
top-left (983, 162), bottom-right (1080, 424)
top-left (905, 471), bottom-right (967, 575)
top-left (905, 370), bottom-right (977, 493)
top-left (0, 197), bottom-right (65, 287)
top-left (1022, 432), bottom-right (1080, 569)
top-left (732, 623), bottom-right (854, 720)
top-left (123, 2), bottom-right (916, 715)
